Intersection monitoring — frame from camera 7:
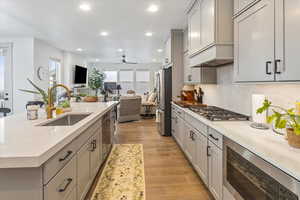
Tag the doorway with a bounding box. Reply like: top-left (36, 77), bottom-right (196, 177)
top-left (0, 43), bottom-right (13, 116)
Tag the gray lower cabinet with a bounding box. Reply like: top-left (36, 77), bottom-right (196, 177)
top-left (171, 105), bottom-right (223, 200)
top-left (77, 141), bottom-right (92, 200)
top-left (44, 156), bottom-right (77, 200)
top-left (194, 131), bottom-right (208, 186)
top-left (208, 140), bottom-right (223, 200)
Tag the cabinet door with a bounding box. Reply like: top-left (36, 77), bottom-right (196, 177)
top-left (77, 141), bottom-right (91, 200)
top-left (184, 125), bottom-right (196, 163)
top-left (171, 111), bottom-right (178, 141)
top-left (189, 0), bottom-right (201, 55)
top-left (234, 0), bottom-right (275, 82)
top-left (199, 0), bottom-right (215, 49)
top-left (184, 52), bottom-right (191, 83)
top-left (194, 132), bottom-right (208, 186)
top-left (177, 116), bottom-right (186, 148)
top-left (208, 141), bottom-right (223, 200)
top-left (90, 133), bottom-right (101, 178)
top-left (275, 0), bottom-right (300, 81)
top-left (184, 53), bottom-right (201, 83)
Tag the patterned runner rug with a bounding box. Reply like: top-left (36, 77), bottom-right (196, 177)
top-left (90, 144), bottom-right (145, 200)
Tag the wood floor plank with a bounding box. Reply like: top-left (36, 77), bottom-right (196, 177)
top-left (115, 119), bottom-right (214, 200)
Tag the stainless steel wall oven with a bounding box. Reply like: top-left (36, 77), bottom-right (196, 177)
top-left (223, 137), bottom-right (300, 200)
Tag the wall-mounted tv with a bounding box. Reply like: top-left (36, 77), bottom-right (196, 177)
top-left (74, 65), bottom-right (87, 84)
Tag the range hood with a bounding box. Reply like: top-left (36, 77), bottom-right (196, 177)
top-left (189, 45), bottom-right (234, 68)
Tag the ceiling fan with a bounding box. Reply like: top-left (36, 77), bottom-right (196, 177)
top-left (120, 54), bottom-right (138, 64)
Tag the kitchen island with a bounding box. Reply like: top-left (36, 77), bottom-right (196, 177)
top-left (0, 102), bottom-right (118, 200)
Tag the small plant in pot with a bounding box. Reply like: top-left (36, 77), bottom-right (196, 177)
top-left (85, 68), bottom-right (105, 102)
top-left (257, 99), bottom-right (300, 148)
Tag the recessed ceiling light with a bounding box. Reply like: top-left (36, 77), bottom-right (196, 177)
top-left (147, 4), bottom-right (159, 13)
top-left (76, 48), bottom-right (83, 52)
top-left (157, 49), bottom-right (163, 53)
top-left (100, 31), bottom-right (109, 36)
top-left (95, 58), bottom-right (100, 62)
top-left (152, 58), bottom-right (157, 62)
top-left (79, 2), bottom-right (91, 11)
top-left (145, 32), bottom-right (153, 37)
top-left (117, 48), bottom-right (124, 52)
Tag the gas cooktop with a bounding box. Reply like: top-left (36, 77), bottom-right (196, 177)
top-left (189, 106), bottom-right (249, 121)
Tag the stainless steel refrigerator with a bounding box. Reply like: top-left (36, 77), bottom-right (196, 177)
top-left (156, 66), bottom-right (172, 136)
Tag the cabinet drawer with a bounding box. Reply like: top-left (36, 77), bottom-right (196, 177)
top-left (208, 128), bottom-right (223, 149)
top-left (234, 0), bottom-right (259, 16)
top-left (43, 139), bottom-right (78, 184)
top-left (76, 119), bottom-right (101, 149)
top-left (44, 157), bottom-right (77, 200)
top-left (185, 113), bottom-right (207, 135)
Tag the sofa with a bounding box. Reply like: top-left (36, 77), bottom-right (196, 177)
top-left (118, 95), bottom-right (142, 123)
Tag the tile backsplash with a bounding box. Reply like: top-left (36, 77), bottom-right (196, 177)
top-left (199, 65), bottom-right (300, 116)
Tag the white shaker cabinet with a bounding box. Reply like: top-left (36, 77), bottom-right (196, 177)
top-left (188, 0), bottom-right (201, 56)
top-left (194, 131), bottom-right (208, 186)
top-left (234, 0), bottom-right (259, 16)
top-left (77, 141), bottom-right (91, 200)
top-left (208, 140), bottom-right (223, 200)
top-left (188, 0), bottom-right (233, 67)
top-left (184, 124), bottom-right (196, 163)
top-left (234, 0), bottom-right (275, 82)
top-left (275, 0), bottom-right (300, 81)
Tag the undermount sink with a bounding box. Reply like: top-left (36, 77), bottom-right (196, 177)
top-left (40, 113), bottom-right (91, 126)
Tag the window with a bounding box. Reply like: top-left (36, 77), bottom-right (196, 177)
top-left (104, 71), bottom-right (118, 82)
top-left (136, 70), bottom-right (150, 94)
top-left (119, 70), bottom-right (134, 94)
top-left (49, 59), bottom-right (61, 102)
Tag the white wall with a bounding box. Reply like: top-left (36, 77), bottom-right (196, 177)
top-left (0, 37), bottom-right (34, 113)
top-left (33, 38), bottom-right (64, 90)
top-left (63, 52), bottom-right (88, 88)
top-left (199, 65), bottom-right (300, 116)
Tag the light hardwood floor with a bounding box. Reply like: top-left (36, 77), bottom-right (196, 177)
top-left (115, 119), bottom-right (213, 200)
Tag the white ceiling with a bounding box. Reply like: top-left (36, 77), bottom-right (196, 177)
top-left (0, 0), bottom-right (188, 63)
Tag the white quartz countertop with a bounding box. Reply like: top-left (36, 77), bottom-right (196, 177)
top-left (172, 102), bottom-right (300, 181)
top-left (0, 102), bottom-right (118, 168)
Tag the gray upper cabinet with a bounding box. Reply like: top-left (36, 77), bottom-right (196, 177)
top-left (234, 0), bottom-right (300, 82)
top-left (187, 0), bottom-right (233, 67)
top-left (234, 0), bottom-right (275, 82)
top-left (275, 0), bottom-right (300, 81)
top-left (234, 0), bottom-right (259, 16)
top-left (183, 27), bottom-right (217, 84)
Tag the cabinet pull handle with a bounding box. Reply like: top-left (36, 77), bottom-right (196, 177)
top-left (209, 134), bottom-right (219, 141)
top-left (58, 178), bottom-right (73, 193)
top-left (207, 146), bottom-right (211, 157)
top-left (58, 151), bottom-right (73, 162)
top-left (93, 139), bottom-right (97, 150)
top-left (275, 59), bottom-right (281, 74)
top-left (190, 131), bottom-right (195, 140)
top-left (266, 61), bottom-right (272, 75)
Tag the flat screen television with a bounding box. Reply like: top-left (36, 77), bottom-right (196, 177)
top-left (74, 65), bottom-right (87, 84)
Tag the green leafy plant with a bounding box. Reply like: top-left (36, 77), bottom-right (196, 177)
top-left (19, 79), bottom-right (48, 104)
top-left (88, 68), bottom-right (105, 97)
top-left (257, 99), bottom-right (300, 135)
top-left (59, 100), bottom-right (70, 108)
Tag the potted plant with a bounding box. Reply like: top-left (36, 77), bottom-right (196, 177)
top-left (85, 68), bottom-right (105, 102)
top-left (20, 79), bottom-right (49, 105)
top-left (257, 99), bottom-right (300, 148)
